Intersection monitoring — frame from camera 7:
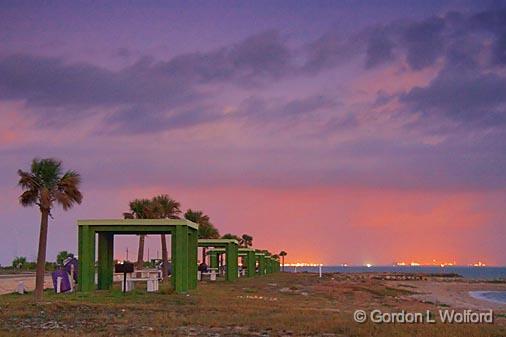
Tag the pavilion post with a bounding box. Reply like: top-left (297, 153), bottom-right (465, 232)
top-left (78, 225), bottom-right (96, 291)
top-left (265, 257), bottom-right (270, 274)
top-left (225, 242), bottom-right (238, 281)
top-left (209, 251), bottom-right (219, 269)
top-left (97, 232), bottom-right (114, 290)
top-left (172, 225), bottom-right (189, 293)
top-left (257, 254), bottom-right (265, 275)
top-left (247, 250), bottom-right (256, 277)
top-left (187, 228), bottom-right (198, 290)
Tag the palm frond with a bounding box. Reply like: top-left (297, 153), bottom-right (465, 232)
top-left (31, 158), bottom-right (62, 189)
top-left (17, 170), bottom-right (40, 190)
top-left (129, 199), bottom-right (152, 218)
top-left (57, 170), bottom-right (83, 205)
top-left (19, 189), bottom-right (39, 207)
top-left (152, 194), bottom-right (181, 219)
top-left (54, 191), bottom-right (73, 210)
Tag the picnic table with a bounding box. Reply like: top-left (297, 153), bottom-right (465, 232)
top-left (198, 268), bottom-right (218, 281)
top-left (115, 269), bottom-right (161, 292)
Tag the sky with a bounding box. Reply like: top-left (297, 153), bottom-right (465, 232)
top-left (1, 1), bottom-right (506, 266)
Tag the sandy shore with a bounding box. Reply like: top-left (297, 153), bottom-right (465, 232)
top-left (390, 279), bottom-right (506, 310)
top-left (0, 274), bottom-right (53, 295)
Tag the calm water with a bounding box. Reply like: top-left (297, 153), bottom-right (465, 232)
top-left (469, 291), bottom-right (506, 304)
top-left (285, 265), bottom-right (506, 280)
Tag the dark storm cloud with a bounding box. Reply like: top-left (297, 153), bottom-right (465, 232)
top-left (302, 31), bottom-right (365, 73)
top-left (401, 17), bottom-right (446, 70)
top-left (0, 54), bottom-right (199, 126)
top-left (2, 8), bottom-right (506, 134)
top-left (157, 30), bottom-right (292, 83)
top-left (104, 105), bottom-right (222, 133)
top-left (400, 66), bottom-right (506, 126)
top-left (493, 33), bottom-right (506, 64)
top-left (352, 8), bottom-right (506, 129)
top-left (235, 95), bottom-right (337, 124)
top-left (0, 30), bottom-right (293, 130)
top-left (304, 8), bottom-right (506, 71)
top-left (389, 9), bottom-right (506, 128)
top-left (365, 30), bottom-right (395, 69)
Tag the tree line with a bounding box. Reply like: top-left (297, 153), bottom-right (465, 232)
top-left (123, 195), bottom-right (255, 280)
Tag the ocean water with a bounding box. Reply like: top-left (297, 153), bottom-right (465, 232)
top-left (284, 265), bottom-right (506, 280)
top-left (469, 291), bottom-right (506, 304)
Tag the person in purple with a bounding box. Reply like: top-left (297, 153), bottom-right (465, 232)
top-left (64, 257), bottom-right (78, 283)
top-left (52, 268), bottom-right (72, 293)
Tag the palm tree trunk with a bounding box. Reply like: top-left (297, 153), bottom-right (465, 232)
top-left (136, 235), bottom-right (145, 270)
top-left (161, 234), bottom-right (168, 280)
top-left (282, 256), bottom-right (285, 272)
top-left (35, 208), bottom-right (49, 301)
top-left (202, 248), bottom-right (206, 265)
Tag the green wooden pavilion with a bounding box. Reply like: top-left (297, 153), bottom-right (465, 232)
top-left (198, 239), bottom-right (238, 281)
top-left (77, 219), bottom-right (198, 294)
top-left (238, 247), bottom-right (256, 277)
top-left (206, 247), bottom-right (256, 278)
top-left (255, 251), bottom-right (266, 275)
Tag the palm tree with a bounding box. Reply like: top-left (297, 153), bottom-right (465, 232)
top-left (184, 209), bottom-right (220, 263)
top-left (221, 233), bottom-right (241, 241)
top-left (239, 234), bottom-right (253, 247)
top-left (152, 195), bottom-right (181, 280)
top-left (124, 199), bottom-right (152, 269)
top-left (279, 251), bottom-right (287, 272)
top-left (18, 158), bottom-right (82, 301)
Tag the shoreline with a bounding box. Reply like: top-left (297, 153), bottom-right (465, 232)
top-left (469, 291), bottom-right (506, 305)
top-left (285, 266), bottom-right (506, 280)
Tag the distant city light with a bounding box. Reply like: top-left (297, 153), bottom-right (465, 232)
top-left (287, 260), bottom-right (489, 268)
top-left (471, 261), bottom-right (486, 267)
top-left (285, 262), bottom-right (323, 267)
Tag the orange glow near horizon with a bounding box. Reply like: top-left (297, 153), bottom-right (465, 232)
top-left (89, 184), bottom-right (506, 266)
top-left (5, 183), bottom-right (500, 266)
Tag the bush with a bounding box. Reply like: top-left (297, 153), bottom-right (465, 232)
top-left (12, 256), bottom-right (27, 269)
top-left (56, 250), bottom-right (74, 265)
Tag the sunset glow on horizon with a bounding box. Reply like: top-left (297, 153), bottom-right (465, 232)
top-left (1, 2), bottom-right (506, 266)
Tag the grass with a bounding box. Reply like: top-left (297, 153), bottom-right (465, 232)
top-left (0, 273), bottom-right (505, 336)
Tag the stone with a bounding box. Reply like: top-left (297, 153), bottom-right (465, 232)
top-left (16, 281), bottom-right (26, 294)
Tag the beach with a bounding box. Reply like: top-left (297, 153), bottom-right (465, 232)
top-left (389, 279), bottom-right (506, 310)
top-left (1, 272), bottom-right (505, 336)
